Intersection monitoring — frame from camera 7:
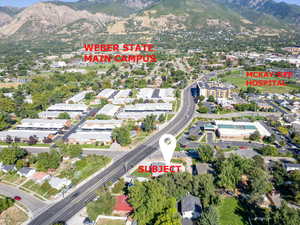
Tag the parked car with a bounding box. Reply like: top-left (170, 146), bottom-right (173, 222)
top-left (14, 196), bottom-right (22, 201)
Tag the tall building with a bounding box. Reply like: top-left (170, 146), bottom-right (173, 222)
top-left (197, 81), bottom-right (233, 99)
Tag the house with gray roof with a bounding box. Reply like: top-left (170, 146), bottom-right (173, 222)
top-left (180, 194), bottom-right (202, 220)
top-left (1, 165), bottom-right (16, 173)
top-left (17, 167), bottom-right (36, 178)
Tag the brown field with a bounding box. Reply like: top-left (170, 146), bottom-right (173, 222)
top-left (0, 83), bottom-right (21, 88)
top-left (0, 206), bottom-right (28, 225)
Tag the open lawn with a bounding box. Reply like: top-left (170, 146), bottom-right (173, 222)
top-left (221, 72), bottom-right (300, 93)
top-left (1, 173), bottom-right (26, 185)
top-left (131, 168), bottom-right (152, 178)
top-left (79, 144), bottom-right (110, 149)
top-left (22, 180), bottom-right (59, 199)
top-left (97, 219), bottom-right (125, 225)
top-left (218, 197), bottom-right (249, 225)
top-left (59, 155), bottom-right (111, 185)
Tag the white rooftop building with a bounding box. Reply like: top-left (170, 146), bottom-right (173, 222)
top-left (38, 111), bottom-right (81, 119)
top-left (49, 177), bottom-right (72, 190)
top-left (51, 61), bottom-right (66, 68)
top-left (80, 120), bottom-right (123, 131)
top-left (97, 104), bottom-right (121, 117)
top-left (16, 119), bottom-right (69, 130)
top-left (97, 89), bottom-right (116, 99)
top-left (111, 98), bottom-right (135, 105)
top-left (137, 88), bottom-right (154, 100)
top-left (215, 120), bottom-right (271, 139)
top-left (123, 103), bottom-right (172, 112)
top-left (65, 91), bottom-right (92, 104)
top-left (158, 88), bottom-right (175, 101)
top-left (114, 89), bottom-right (131, 99)
top-left (68, 132), bottom-right (112, 144)
top-left (117, 112), bottom-right (164, 120)
top-left (0, 130), bottom-right (57, 142)
top-left (47, 104), bottom-right (88, 112)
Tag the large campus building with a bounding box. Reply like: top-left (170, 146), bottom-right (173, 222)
top-left (205, 120), bottom-right (271, 140)
top-left (197, 81), bottom-right (233, 99)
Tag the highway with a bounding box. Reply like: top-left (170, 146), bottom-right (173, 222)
top-left (28, 83), bottom-right (196, 225)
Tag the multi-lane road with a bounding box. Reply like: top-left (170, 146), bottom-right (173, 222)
top-left (28, 83), bottom-right (196, 225)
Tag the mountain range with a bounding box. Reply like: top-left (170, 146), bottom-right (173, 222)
top-left (0, 0), bottom-right (299, 41)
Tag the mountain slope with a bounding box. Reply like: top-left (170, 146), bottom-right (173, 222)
top-left (0, 0), bottom-right (297, 41)
top-left (0, 2), bottom-right (118, 39)
top-left (219, 0), bottom-right (300, 27)
top-left (0, 6), bottom-right (22, 27)
top-left (53, 0), bottom-right (160, 17)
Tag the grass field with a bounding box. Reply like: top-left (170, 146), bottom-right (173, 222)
top-left (220, 72), bottom-right (300, 93)
top-left (131, 168), bottom-right (152, 178)
top-left (218, 197), bottom-right (248, 225)
top-left (59, 155), bottom-right (111, 185)
top-left (97, 219), bottom-right (125, 225)
top-left (22, 180), bottom-right (59, 199)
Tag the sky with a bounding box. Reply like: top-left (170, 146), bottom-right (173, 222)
top-left (0, 0), bottom-right (78, 7)
top-left (0, 0), bottom-right (299, 7)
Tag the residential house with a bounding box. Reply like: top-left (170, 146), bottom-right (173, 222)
top-left (180, 194), bottom-right (202, 219)
top-left (284, 163), bottom-right (300, 172)
top-left (195, 163), bottom-right (213, 175)
top-left (31, 172), bottom-right (50, 184)
top-left (113, 195), bottom-right (133, 216)
top-left (1, 165), bottom-right (16, 173)
top-left (17, 167), bottom-right (36, 178)
top-left (48, 177), bottom-right (72, 190)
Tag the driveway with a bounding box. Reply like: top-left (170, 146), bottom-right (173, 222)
top-left (0, 183), bottom-right (48, 216)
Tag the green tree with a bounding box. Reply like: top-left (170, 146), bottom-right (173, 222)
top-left (207, 95), bottom-right (215, 102)
top-left (154, 200), bottom-right (181, 225)
top-left (198, 145), bottom-right (214, 163)
top-left (36, 150), bottom-right (61, 171)
top-left (257, 145), bottom-right (279, 156)
top-left (199, 96), bottom-right (205, 102)
top-left (128, 180), bottom-right (177, 225)
top-left (95, 114), bottom-right (112, 120)
top-left (270, 202), bottom-right (300, 225)
top-left (278, 126), bottom-right (289, 135)
top-left (198, 106), bottom-right (209, 113)
top-left (248, 168), bottom-right (272, 203)
top-left (292, 134), bottom-right (300, 145)
top-left (112, 126), bottom-right (131, 146)
top-left (86, 191), bottom-right (115, 221)
top-left (0, 146), bottom-right (27, 164)
top-left (57, 112), bottom-right (70, 119)
top-left (142, 114), bottom-right (157, 132)
top-left (263, 134), bottom-right (276, 144)
top-left (158, 114), bottom-right (166, 123)
top-left (16, 159), bottom-right (25, 170)
top-left (112, 178), bottom-right (125, 194)
top-left (61, 144), bottom-right (82, 158)
top-left (197, 207), bottom-right (220, 225)
top-left (249, 131), bottom-right (261, 141)
top-left (192, 174), bottom-right (218, 208)
top-left (0, 197), bottom-right (14, 213)
top-left (216, 155), bottom-right (254, 191)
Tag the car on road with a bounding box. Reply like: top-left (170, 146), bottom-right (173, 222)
top-left (52, 221), bottom-right (66, 225)
top-left (14, 196), bottom-right (22, 201)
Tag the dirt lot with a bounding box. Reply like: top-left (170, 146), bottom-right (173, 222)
top-left (96, 219), bottom-right (125, 225)
top-left (0, 206), bottom-right (28, 225)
